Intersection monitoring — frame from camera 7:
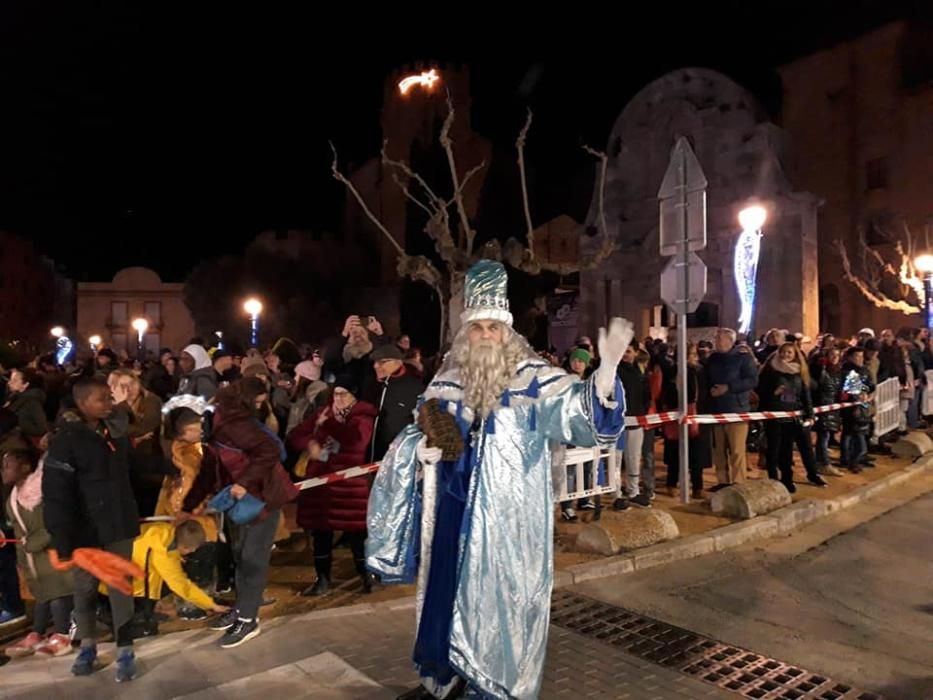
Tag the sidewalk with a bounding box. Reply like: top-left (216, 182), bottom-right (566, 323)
top-left (1, 597), bottom-right (733, 700)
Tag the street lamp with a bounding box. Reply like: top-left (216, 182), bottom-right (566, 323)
top-left (132, 318), bottom-right (149, 360)
top-left (89, 335), bottom-right (102, 353)
top-left (735, 205), bottom-right (768, 337)
top-left (50, 326), bottom-right (64, 339)
top-left (914, 254), bottom-right (933, 330)
top-left (243, 298), bottom-right (263, 347)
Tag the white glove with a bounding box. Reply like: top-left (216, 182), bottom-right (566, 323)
top-left (416, 438), bottom-right (443, 466)
top-left (594, 317), bottom-right (635, 407)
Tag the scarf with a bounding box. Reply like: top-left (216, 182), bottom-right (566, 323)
top-left (335, 400), bottom-right (356, 423)
top-left (15, 462), bottom-right (43, 511)
top-left (771, 357), bottom-right (801, 375)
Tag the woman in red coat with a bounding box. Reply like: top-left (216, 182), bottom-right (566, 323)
top-left (286, 375), bottom-right (377, 596)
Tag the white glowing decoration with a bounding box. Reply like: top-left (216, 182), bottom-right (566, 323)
top-left (398, 69), bottom-right (440, 95)
top-left (55, 336), bottom-right (73, 366)
top-left (734, 206), bottom-right (767, 335)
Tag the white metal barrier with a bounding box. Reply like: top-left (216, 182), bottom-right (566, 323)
top-left (554, 447), bottom-right (618, 503)
top-left (873, 377), bottom-right (901, 438)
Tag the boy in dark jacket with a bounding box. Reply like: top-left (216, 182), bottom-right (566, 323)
top-left (43, 377), bottom-right (141, 682)
top-left (839, 347), bottom-right (875, 473)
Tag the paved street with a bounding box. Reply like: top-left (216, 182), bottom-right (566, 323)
top-left (577, 482), bottom-right (933, 699)
top-left (0, 596), bottom-right (731, 700)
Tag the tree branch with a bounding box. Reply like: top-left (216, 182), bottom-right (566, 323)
top-left (516, 108), bottom-right (535, 258)
top-left (330, 142), bottom-right (405, 257)
top-left (579, 144), bottom-right (615, 271)
top-left (439, 94), bottom-right (476, 256)
top-left (835, 239), bottom-right (920, 314)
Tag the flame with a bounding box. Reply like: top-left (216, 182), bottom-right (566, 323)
top-left (398, 69), bottom-right (440, 95)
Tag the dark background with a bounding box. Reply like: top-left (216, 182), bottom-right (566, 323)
top-left (0, 1), bottom-right (923, 281)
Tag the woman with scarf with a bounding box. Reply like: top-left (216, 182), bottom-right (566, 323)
top-left (287, 374), bottom-right (377, 597)
top-left (758, 343), bottom-right (826, 493)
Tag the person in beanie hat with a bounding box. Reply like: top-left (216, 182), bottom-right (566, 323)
top-left (287, 373), bottom-right (377, 596)
top-left (568, 348), bottom-right (593, 379)
top-left (369, 260), bottom-right (632, 699)
top-left (363, 344), bottom-right (423, 462)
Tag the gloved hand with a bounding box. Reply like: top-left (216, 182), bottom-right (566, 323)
top-left (594, 317), bottom-right (635, 408)
top-left (416, 438), bottom-right (444, 466)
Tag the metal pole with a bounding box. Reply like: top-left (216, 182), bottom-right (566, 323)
top-left (925, 273), bottom-right (933, 331)
top-left (678, 150), bottom-right (690, 505)
top-left (250, 314), bottom-right (259, 347)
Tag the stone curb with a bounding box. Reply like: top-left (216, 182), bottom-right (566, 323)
top-left (556, 452), bottom-right (933, 587)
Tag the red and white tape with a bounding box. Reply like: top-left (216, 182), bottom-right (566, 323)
top-left (286, 402), bottom-right (863, 491)
top-left (295, 463), bottom-right (380, 491)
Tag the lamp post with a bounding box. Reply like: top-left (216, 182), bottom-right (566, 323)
top-left (89, 335), bottom-right (102, 353)
top-left (215, 330), bottom-right (224, 350)
top-left (734, 204), bottom-right (768, 338)
top-left (243, 298), bottom-right (263, 347)
top-left (131, 318), bottom-right (149, 360)
top-left (50, 326), bottom-right (64, 339)
top-left (914, 254), bottom-right (933, 330)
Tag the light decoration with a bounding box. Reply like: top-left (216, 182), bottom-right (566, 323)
top-left (734, 205), bottom-right (767, 335)
top-left (398, 69), bottom-right (440, 96)
top-left (55, 336), bottom-right (74, 366)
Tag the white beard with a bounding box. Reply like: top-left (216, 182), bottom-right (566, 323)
top-left (457, 341), bottom-right (512, 419)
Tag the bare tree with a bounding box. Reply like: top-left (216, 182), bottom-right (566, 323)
top-left (834, 222), bottom-right (925, 315)
top-left (331, 96), bottom-right (615, 346)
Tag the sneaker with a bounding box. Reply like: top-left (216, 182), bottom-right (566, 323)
top-left (807, 475), bottom-right (828, 488)
top-left (560, 507), bottom-right (578, 522)
top-left (630, 493), bottom-right (652, 508)
top-left (612, 498), bottom-right (628, 511)
top-left (35, 633), bottom-right (73, 657)
top-left (647, 492), bottom-right (656, 501)
top-left (219, 618), bottom-right (260, 649)
top-left (577, 499), bottom-right (596, 510)
top-left (177, 606), bottom-right (208, 621)
top-left (209, 609), bottom-right (239, 632)
top-left (0, 610), bottom-right (27, 627)
top-left (71, 645), bottom-right (98, 676)
top-left (115, 649), bottom-right (137, 683)
top-left (5, 631), bottom-right (45, 658)
top-left (215, 584), bottom-right (234, 595)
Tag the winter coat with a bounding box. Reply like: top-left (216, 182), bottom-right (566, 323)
top-left (121, 522), bottom-right (215, 609)
top-left (7, 387), bottom-right (48, 438)
top-left (183, 405), bottom-right (297, 521)
top-left (814, 363), bottom-right (843, 433)
top-left (617, 361), bottom-right (650, 418)
top-left (877, 344), bottom-right (907, 385)
top-left (6, 489), bottom-right (73, 602)
top-left (361, 367), bottom-right (422, 462)
top-left (757, 363), bottom-right (813, 421)
top-left (154, 440), bottom-right (218, 541)
top-left (289, 400), bottom-right (377, 532)
top-left (286, 381), bottom-right (329, 436)
top-left (703, 349), bottom-right (758, 413)
top-left (145, 364), bottom-right (179, 401)
top-left (43, 409), bottom-right (141, 558)
top-left (839, 361), bottom-right (875, 433)
top-left (177, 367), bottom-right (219, 401)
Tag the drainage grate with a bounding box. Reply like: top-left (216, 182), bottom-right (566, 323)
top-left (550, 591), bottom-right (883, 700)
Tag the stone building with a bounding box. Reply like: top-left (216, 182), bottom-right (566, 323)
top-left (580, 68), bottom-right (820, 340)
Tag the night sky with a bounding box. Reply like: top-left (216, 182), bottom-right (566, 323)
top-left (0, 1), bottom-right (922, 282)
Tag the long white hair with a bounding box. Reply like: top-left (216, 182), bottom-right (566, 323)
top-left (438, 322), bottom-right (538, 418)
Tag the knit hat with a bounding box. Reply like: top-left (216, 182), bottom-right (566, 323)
top-left (333, 374), bottom-right (359, 397)
top-left (569, 348), bottom-right (592, 365)
top-left (461, 259), bottom-right (513, 327)
top-left (371, 344), bottom-right (403, 362)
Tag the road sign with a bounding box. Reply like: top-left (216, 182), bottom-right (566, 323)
top-left (658, 137), bottom-right (708, 255)
top-left (660, 252), bottom-right (707, 315)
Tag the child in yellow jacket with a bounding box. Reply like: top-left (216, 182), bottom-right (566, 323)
top-left (104, 520), bottom-right (228, 638)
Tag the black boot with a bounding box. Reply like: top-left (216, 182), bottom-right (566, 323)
top-left (302, 554), bottom-right (332, 597)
